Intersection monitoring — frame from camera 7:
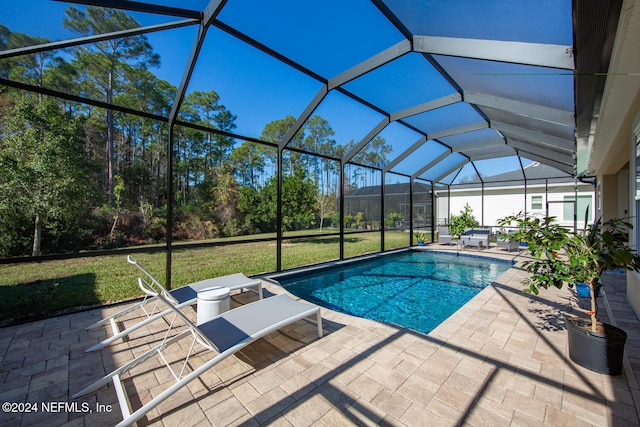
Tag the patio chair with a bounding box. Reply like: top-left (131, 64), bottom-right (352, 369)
top-left (85, 255), bottom-right (262, 352)
top-left (437, 227), bottom-right (454, 245)
top-left (74, 278), bottom-right (322, 427)
top-left (497, 236), bottom-right (520, 252)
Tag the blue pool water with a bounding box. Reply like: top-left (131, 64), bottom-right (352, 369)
top-left (278, 251), bottom-right (513, 335)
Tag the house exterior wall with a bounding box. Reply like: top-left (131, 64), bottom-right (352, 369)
top-left (598, 83), bottom-right (640, 318)
top-left (628, 111), bottom-right (640, 318)
top-left (441, 184), bottom-right (595, 230)
top-left (435, 189), bottom-right (449, 226)
top-left (447, 192), bottom-right (483, 224)
top-left (601, 175), bottom-right (620, 222)
top-left (618, 168), bottom-right (630, 218)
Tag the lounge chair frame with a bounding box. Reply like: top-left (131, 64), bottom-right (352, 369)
top-left (85, 255), bottom-right (262, 352)
top-left (74, 278), bottom-right (322, 427)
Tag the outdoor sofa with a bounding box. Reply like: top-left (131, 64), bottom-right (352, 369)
top-left (459, 228), bottom-right (490, 249)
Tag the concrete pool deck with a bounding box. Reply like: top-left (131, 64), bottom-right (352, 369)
top-left (1, 245), bottom-right (639, 426)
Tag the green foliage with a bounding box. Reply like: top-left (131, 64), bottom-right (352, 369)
top-left (448, 203), bottom-right (479, 237)
top-left (327, 211), bottom-right (340, 227)
top-left (191, 165), bottom-right (242, 237)
top-left (568, 217), bottom-right (640, 282)
top-left (238, 167), bottom-right (318, 232)
top-left (499, 213), bottom-right (640, 331)
top-left (0, 205), bottom-right (32, 257)
top-left (0, 9), bottom-right (383, 258)
top-left (316, 193), bottom-right (335, 232)
top-left (414, 232), bottom-right (427, 243)
top-left (109, 175), bottom-right (125, 239)
top-left (63, 5), bottom-right (160, 205)
top-left (498, 213), bottom-right (576, 294)
top-left (344, 215), bottom-right (354, 228)
top-left (229, 141), bottom-right (268, 188)
top-left (386, 212), bottom-right (404, 228)
top-left (282, 168), bottom-right (318, 231)
top-left (0, 96), bottom-right (99, 256)
top-left (349, 135), bottom-right (392, 169)
top-left (260, 116), bottom-right (301, 174)
top-left (182, 90), bottom-right (237, 168)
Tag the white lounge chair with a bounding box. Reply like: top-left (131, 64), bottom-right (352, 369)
top-left (74, 278), bottom-right (322, 427)
top-left (85, 255), bottom-right (262, 352)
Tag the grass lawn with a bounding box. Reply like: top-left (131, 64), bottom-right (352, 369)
top-left (0, 231), bottom-right (414, 325)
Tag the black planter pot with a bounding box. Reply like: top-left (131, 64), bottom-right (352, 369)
top-left (566, 317), bottom-right (627, 375)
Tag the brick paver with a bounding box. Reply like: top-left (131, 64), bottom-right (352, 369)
top-left (1, 246), bottom-right (639, 426)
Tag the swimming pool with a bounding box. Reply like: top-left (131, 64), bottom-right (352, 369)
top-left (277, 250), bottom-right (513, 335)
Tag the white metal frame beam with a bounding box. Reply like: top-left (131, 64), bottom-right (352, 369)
top-left (413, 35), bottom-right (574, 69)
top-left (428, 121), bottom-right (488, 140)
top-left (328, 40), bottom-right (412, 89)
top-left (342, 118), bottom-right (391, 163)
top-left (411, 150), bottom-right (452, 180)
top-left (451, 138), bottom-right (505, 153)
top-left (390, 93), bottom-right (462, 121)
top-left (431, 159), bottom-right (470, 183)
top-left (508, 140), bottom-right (575, 166)
top-left (493, 121), bottom-right (575, 153)
top-left (383, 136), bottom-right (428, 173)
top-left (464, 91), bottom-right (575, 127)
top-left (517, 151), bottom-right (575, 175)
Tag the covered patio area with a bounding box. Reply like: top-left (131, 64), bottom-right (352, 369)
top-left (2, 0), bottom-right (640, 425)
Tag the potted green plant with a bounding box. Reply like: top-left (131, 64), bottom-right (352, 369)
top-left (498, 213), bottom-right (640, 375)
top-left (449, 203), bottom-right (479, 238)
top-left (414, 231), bottom-right (427, 246)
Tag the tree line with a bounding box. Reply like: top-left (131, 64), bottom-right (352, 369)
top-left (0, 6), bottom-right (392, 258)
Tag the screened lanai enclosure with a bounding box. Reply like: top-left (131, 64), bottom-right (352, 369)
top-left (0, 0), bottom-right (619, 288)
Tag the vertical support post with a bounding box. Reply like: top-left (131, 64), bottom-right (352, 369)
top-left (162, 1), bottom-right (229, 287)
top-left (380, 171), bottom-right (385, 252)
top-left (524, 178), bottom-right (528, 218)
top-left (166, 123), bottom-right (174, 289)
top-left (481, 182), bottom-right (485, 227)
top-left (545, 179), bottom-right (549, 218)
top-left (520, 155), bottom-right (527, 219)
top-left (339, 161), bottom-right (345, 260)
top-left (277, 147), bottom-right (283, 271)
top-left (447, 185), bottom-right (451, 225)
top-left (430, 181), bottom-right (435, 243)
top-left (409, 177), bottom-right (414, 245)
top-left (574, 181), bottom-right (578, 233)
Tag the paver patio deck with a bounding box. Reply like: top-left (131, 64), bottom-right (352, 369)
top-left (1, 246), bottom-right (639, 426)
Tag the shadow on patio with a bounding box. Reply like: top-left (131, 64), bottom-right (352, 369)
top-left (1, 258), bottom-right (639, 426)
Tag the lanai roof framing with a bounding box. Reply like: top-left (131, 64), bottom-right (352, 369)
top-left (4, 0), bottom-right (620, 185)
top-left (0, 0), bottom-right (623, 278)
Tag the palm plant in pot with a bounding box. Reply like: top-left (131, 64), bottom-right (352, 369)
top-left (498, 213), bottom-right (640, 375)
top-left (414, 231), bottom-right (427, 246)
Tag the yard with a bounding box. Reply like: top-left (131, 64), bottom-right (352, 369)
top-left (0, 231), bottom-right (414, 325)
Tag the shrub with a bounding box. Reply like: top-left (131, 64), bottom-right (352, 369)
top-left (449, 203), bottom-right (479, 237)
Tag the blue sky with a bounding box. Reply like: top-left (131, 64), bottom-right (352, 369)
top-left (1, 0), bottom-right (569, 180)
top-left (0, 0), bottom-right (411, 145)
